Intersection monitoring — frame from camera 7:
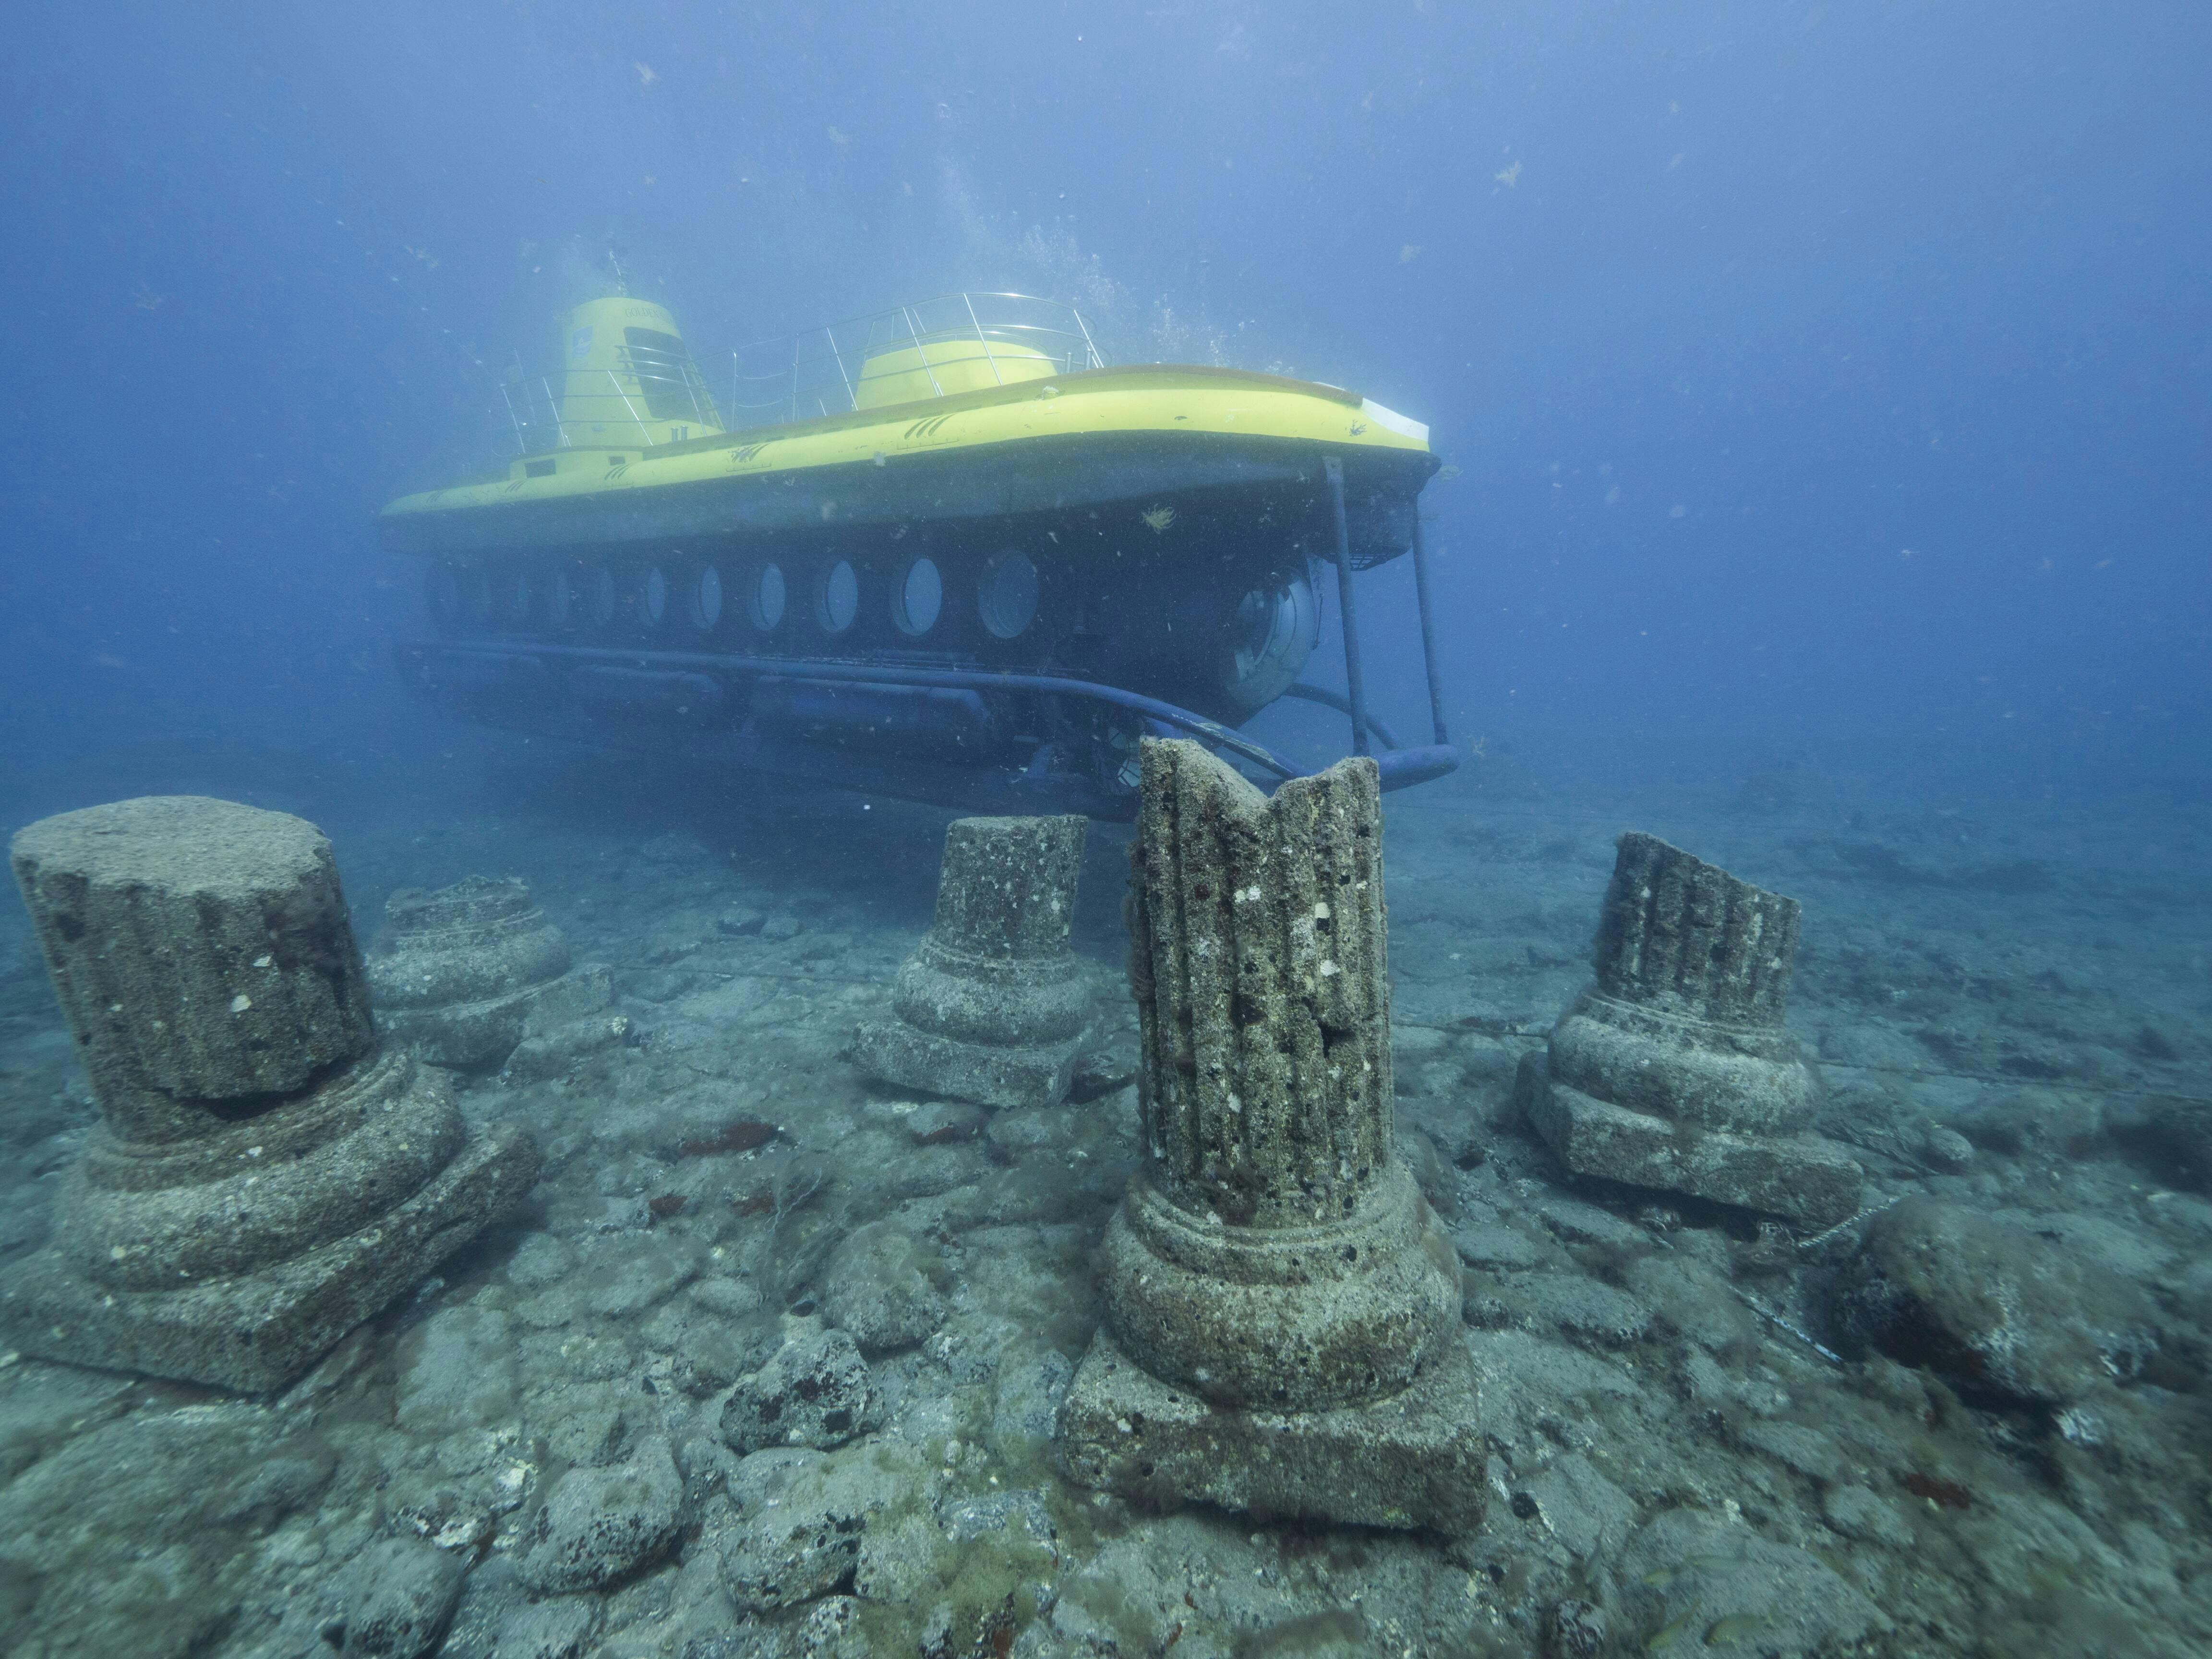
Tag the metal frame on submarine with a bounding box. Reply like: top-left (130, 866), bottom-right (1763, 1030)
top-left (380, 289), bottom-right (1455, 817)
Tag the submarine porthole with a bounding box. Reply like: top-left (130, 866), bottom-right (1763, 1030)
top-left (979, 549), bottom-right (1039, 639)
top-left (462, 568), bottom-right (493, 628)
top-left (816, 559), bottom-right (859, 635)
top-left (543, 568), bottom-right (576, 632)
top-left (893, 555), bottom-right (943, 637)
top-left (749, 562), bottom-right (787, 631)
top-left (583, 565), bottom-right (618, 630)
top-left (686, 564), bottom-right (724, 633)
top-left (424, 563), bottom-right (460, 632)
top-left (641, 565), bottom-right (673, 632)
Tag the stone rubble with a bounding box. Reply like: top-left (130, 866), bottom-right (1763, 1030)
top-left (0, 756), bottom-right (2208, 1659)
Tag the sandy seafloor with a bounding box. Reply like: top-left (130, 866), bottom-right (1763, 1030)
top-left (1, 700), bottom-right (2208, 1659)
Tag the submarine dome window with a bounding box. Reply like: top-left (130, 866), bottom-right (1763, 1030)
top-left (816, 559), bottom-right (860, 635)
top-left (642, 565), bottom-right (673, 630)
top-left (687, 564), bottom-right (724, 632)
top-left (893, 555), bottom-right (943, 637)
top-left (584, 565), bottom-right (619, 629)
top-left (750, 563), bottom-right (787, 631)
top-left (978, 550), bottom-right (1038, 639)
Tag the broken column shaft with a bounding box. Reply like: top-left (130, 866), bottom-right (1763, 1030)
top-left (3, 796), bottom-right (538, 1392)
top-left (1517, 832), bottom-right (1862, 1226)
top-left (854, 815), bottom-right (1089, 1110)
top-left (1056, 741), bottom-right (1483, 1532)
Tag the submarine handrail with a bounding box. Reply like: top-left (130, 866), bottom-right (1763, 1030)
top-left (495, 367), bottom-right (723, 457)
top-left (398, 637), bottom-right (1297, 779)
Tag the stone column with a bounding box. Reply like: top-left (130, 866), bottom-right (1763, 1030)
top-left (3, 796), bottom-right (539, 1393)
top-left (1516, 832), bottom-right (1862, 1226)
top-left (854, 815), bottom-right (1090, 1109)
top-left (367, 875), bottom-right (610, 1068)
top-left (1055, 741), bottom-right (1484, 1532)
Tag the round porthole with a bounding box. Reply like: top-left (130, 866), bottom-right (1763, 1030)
top-left (687, 564), bottom-right (724, 632)
top-left (816, 559), bottom-right (859, 635)
top-left (425, 563), bottom-right (460, 630)
top-left (893, 556), bottom-right (943, 637)
top-left (584, 565), bottom-right (618, 629)
top-left (642, 566), bottom-right (672, 630)
top-left (544, 568), bottom-right (577, 631)
top-left (502, 572), bottom-right (534, 628)
top-left (750, 562), bottom-right (787, 631)
top-left (978, 550), bottom-right (1038, 640)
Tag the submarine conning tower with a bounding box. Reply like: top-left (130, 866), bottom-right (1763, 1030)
top-left (553, 295), bottom-right (724, 451)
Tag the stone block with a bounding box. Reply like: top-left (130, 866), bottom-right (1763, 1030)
top-left (1, 1106), bottom-right (537, 1393)
top-left (1054, 1329), bottom-right (1486, 1533)
top-left (1517, 1051), bottom-right (1863, 1227)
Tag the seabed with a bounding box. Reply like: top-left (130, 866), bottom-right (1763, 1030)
top-left (0, 705), bottom-right (2207, 1659)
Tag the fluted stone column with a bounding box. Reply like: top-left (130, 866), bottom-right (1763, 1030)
top-left (3, 796), bottom-right (539, 1392)
top-left (1055, 741), bottom-right (1483, 1532)
top-left (854, 815), bottom-right (1090, 1109)
top-left (367, 875), bottom-right (609, 1068)
top-left (1517, 832), bottom-right (1862, 1226)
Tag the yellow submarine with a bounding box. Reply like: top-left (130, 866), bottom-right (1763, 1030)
top-left (380, 289), bottom-right (1455, 815)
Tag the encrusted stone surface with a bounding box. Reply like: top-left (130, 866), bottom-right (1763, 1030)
top-left (9, 795), bottom-right (376, 1142)
top-left (368, 876), bottom-right (604, 1068)
top-left (1059, 740), bottom-right (1479, 1528)
top-left (853, 815), bottom-right (1088, 1109)
top-left (1055, 1329), bottom-right (1486, 1533)
top-left (1522, 833), bottom-right (1862, 1226)
top-left (1, 796), bottom-right (541, 1392)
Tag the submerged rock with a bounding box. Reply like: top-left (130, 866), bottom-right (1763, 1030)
top-left (513, 1436), bottom-right (684, 1593)
top-left (334, 1535), bottom-right (466, 1659)
top-left (719, 1321), bottom-right (884, 1453)
top-left (1834, 1196), bottom-right (2161, 1406)
top-left (820, 1221), bottom-right (947, 1355)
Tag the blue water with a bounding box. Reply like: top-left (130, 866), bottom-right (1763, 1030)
top-left (4, 1), bottom-right (2204, 807)
top-left (3, 10), bottom-right (2211, 1656)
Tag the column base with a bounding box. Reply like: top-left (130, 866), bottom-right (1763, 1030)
top-left (1054, 1329), bottom-right (1485, 1533)
top-left (852, 1020), bottom-right (1078, 1110)
top-left (381, 964), bottom-right (611, 1069)
top-left (1517, 1051), bottom-right (1862, 1227)
top-left (0, 1123), bottom-right (539, 1393)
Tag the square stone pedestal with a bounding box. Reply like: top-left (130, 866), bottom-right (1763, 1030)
top-left (1517, 1052), bottom-right (1862, 1228)
top-left (0, 1125), bottom-right (537, 1394)
top-left (852, 1021), bottom-right (1078, 1111)
top-left (1054, 1330), bottom-right (1487, 1533)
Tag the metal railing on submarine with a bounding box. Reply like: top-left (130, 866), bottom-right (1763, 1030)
top-left (396, 452), bottom-right (1457, 811)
